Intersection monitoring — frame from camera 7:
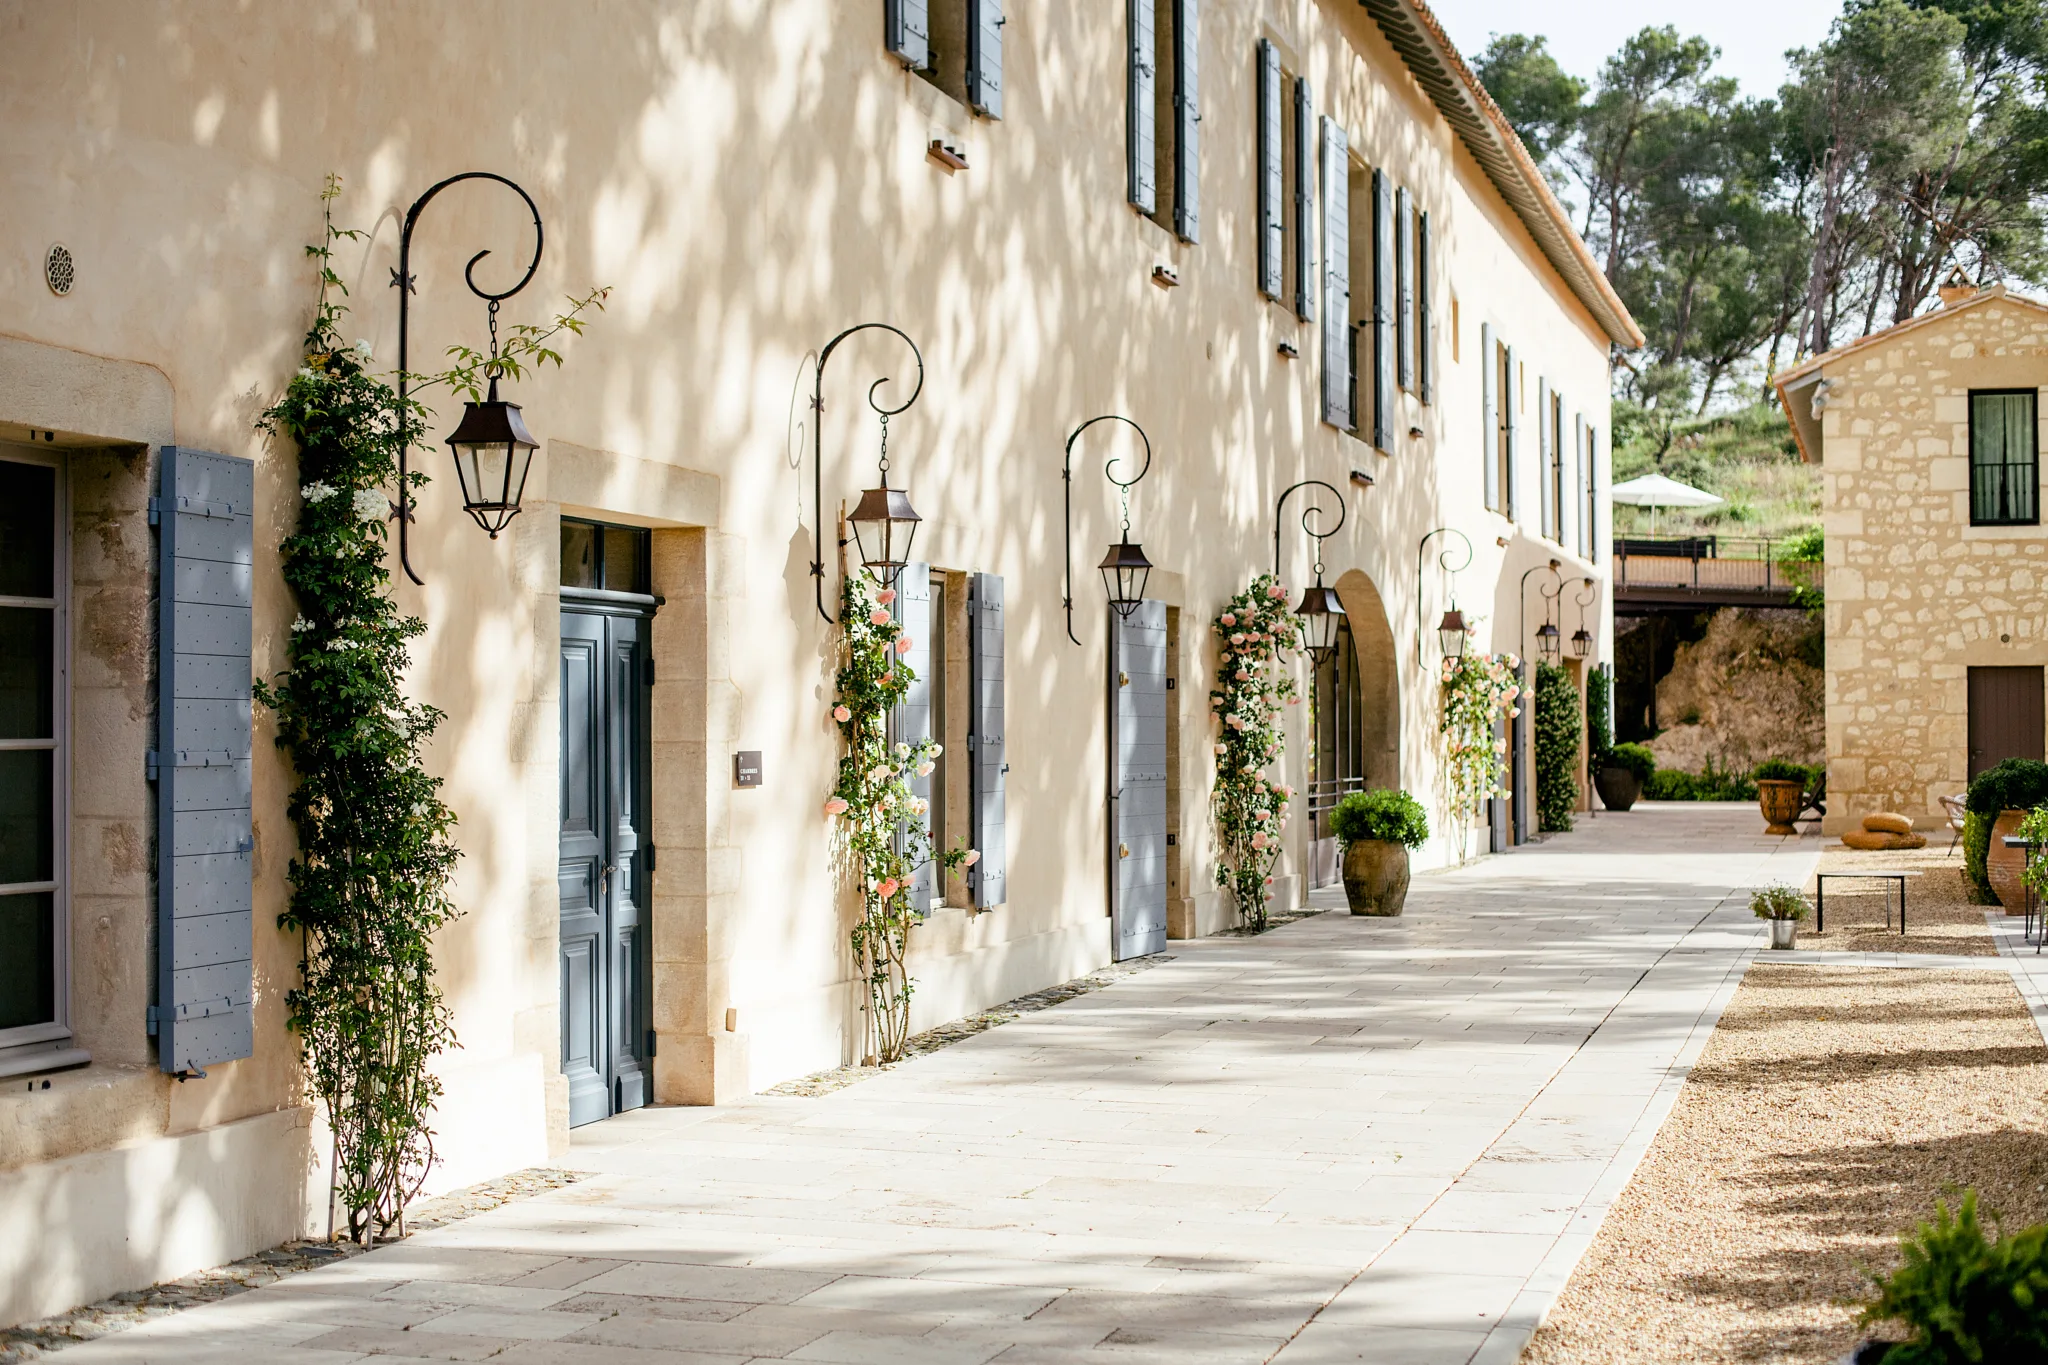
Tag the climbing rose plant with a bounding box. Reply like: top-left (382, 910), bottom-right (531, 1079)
top-left (1209, 573), bottom-right (1298, 933)
top-left (1440, 650), bottom-right (1521, 859)
top-left (256, 179), bottom-right (605, 1244)
top-left (826, 572), bottom-right (971, 1064)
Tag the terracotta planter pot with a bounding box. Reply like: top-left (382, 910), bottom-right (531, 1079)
top-left (1758, 779), bottom-right (1804, 835)
top-left (1342, 840), bottom-right (1411, 917)
top-left (1594, 767), bottom-right (1641, 812)
top-left (1988, 809), bottom-right (2031, 912)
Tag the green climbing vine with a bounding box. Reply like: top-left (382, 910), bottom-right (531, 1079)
top-left (1439, 651), bottom-right (1520, 858)
top-left (1209, 574), bottom-right (1298, 933)
top-left (256, 178), bottom-right (604, 1242)
top-left (1534, 661), bottom-right (1580, 833)
top-left (825, 572), bottom-right (972, 1064)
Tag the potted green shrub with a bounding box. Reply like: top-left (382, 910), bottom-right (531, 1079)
top-left (1752, 883), bottom-right (1809, 949)
top-left (1596, 742), bottom-right (1655, 812)
top-left (1753, 759), bottom-right (1811, 836)
top-left (1853, 1190), bottom-right (2048, 1362)
top-left (1965, 759), bottom-right (2048, 910)
top-left (1330, 789), bottom-right (1428, 917)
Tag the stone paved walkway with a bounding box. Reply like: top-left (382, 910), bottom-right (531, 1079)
top-left (54, 805), bottom-right (1816, 1365)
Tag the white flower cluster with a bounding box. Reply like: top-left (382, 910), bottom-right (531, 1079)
top-left (352, 489), bottom-right (389, 522)
top-left (301, 482), bottom-right (339, 505)
top-left (291, 617), bottom-right (314, 634)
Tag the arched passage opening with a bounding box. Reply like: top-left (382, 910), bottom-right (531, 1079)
top-left (1304, 569), bottom-right (1401, 886)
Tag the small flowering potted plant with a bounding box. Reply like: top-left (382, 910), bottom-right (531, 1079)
top-left (1329, 789), bottom-right (1428, 916)
top-left (1751, 883), bottom-right (1809, 950)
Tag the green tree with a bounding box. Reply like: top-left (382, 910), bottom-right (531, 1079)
top-left (1534, 662), bottom-right (1581, 833)
top-left (1473, 33), bottom-right (1587, 165)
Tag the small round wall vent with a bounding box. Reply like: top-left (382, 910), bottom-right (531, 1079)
top-left (45, 244), bottom-right (75, 297)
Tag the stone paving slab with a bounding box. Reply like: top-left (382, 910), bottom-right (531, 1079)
top-left (47, 807), bottom-right (1815, 1365)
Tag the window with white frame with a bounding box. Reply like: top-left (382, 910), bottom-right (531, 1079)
top-left (0, 449), bottom-right (66, 1058)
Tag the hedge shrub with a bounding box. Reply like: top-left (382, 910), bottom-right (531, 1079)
top-left (1534, 662), bottom-right (1579, 833)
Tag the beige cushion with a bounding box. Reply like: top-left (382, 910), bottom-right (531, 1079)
top-left (1841, 829), bottom-right (1927, 851)
top-left (1862, 812), bottom-right (1915, 835)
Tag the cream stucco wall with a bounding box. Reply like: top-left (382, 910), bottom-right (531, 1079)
top-left (1793, 293), bottom-right (2048, 832)
top-left (0, 0), bottom-right (1620, 1323)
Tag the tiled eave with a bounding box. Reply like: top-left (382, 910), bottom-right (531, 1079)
top-left (1358, 0), bottom-right (1645, 351)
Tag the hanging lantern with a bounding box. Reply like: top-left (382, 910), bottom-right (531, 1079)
top-left (1294, 580), bottom-right (1346, 667)
top-left (1570, 625), bottom-right (1592, 659)
top-left (1098, 537), bottom-right (1153, 619)
top-left (1438, 606), bottom-right (1469, 660)
top-left (846, 478), bottom-right (923, 588)
top-left (1536, 619), bottom-right (1562, 662)
top-left (444, 375), bottom-right (539, 538)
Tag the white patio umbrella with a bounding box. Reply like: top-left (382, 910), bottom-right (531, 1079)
top-left (1609, 472), bottom-right (1723, 538)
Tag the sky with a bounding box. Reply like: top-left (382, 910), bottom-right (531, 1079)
top-left (1428, 0), bottom-right (1845, 100)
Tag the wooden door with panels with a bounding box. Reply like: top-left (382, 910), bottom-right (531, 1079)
top-left (1110, 600), bottom-right (1168, 959)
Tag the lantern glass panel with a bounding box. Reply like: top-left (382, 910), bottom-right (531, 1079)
top-left (1097, 539), bottom-right (1153, 617)
top-left (1536, 621), bottom-right (1561, 662)
top-left (848, 484), bottom-right (922, 585)
top-left (1570, 627), bottom-right (1592, 659)
top-left (1437, 608), bottom-right (1467, 660)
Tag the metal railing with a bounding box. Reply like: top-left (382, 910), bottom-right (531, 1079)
top-left (1612, 535), bottom-right (1823, 597)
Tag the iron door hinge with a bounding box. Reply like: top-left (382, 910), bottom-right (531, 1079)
top-left (146, 1004), bottom-right (161, 1035)
top-left (145, 750), bottom-right (161, 781)
top-left (146, 496), bottom-right (163, 526)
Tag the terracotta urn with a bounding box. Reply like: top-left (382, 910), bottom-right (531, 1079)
top-left (1594, 767), bottom-right (1640, 812)
top-left (1342, 840), bottom-right (1411, 917)
top-left (1757, 779), bottom-right (1804, 836)
top-left (1987, 808), bottom-right (2032, 912)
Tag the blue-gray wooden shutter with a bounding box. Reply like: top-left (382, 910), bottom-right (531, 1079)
top-left (1481, 322), bottom-right (1498, 511)
top-left (1396, 186), bottom-right (1415, 393)
top-left (893, 564), bottom-right (935, 913)
top-left (1417, 209), bottom-right (1434, 403)
top-left (1320, 117), bottom-right (1350, 429)
top-left (1567, 409), bottom-right (1583, 556)
top-left (1256, 40), bottom-right (1283, 299)
top-left (886, 0), bottom-right (930, 71)
top-left (1371, 169), bottom-right (1394, 450)
top-left (1293, 77), bottom-right (1315, 322)
top-left (1587, 424), bottom-right (1601, 561)
top-left (1172, 0), bottom-right (1199, 243)
top-left (968, 0), bottom-right (1003, 119)
top-left (153, 446), bottom-right (255, 1075)
top-left (1504, 343), bottom-right (1520, 521)
top-left (1110, 600), bottom-right (1168, 960)
top-left (1511, 659), bottom-right (1530, 844)
top-left (1128, 0), bottom-right (1156, 215)
top-left (969, 572), bottom-right (1005, 907)
top-left (1537, 377), bottom-right (1553, 538)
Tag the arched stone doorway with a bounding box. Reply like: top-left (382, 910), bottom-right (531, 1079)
top-left (1305, 570), bottom-right (1401, 886)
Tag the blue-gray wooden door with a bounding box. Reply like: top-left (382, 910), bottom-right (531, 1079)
top-left (558, 607), bottom-right (650, 1127)
top-left (1110, 600), bottom-right (1168, 959)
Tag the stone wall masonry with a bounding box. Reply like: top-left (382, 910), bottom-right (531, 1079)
top-left (1817, 297), bottom-right (2048, 833)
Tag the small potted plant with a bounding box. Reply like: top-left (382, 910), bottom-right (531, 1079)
top-left (1596, 742), bottom-right (1655, 812)
top-left (1753, 759), bottom-right (1811, 836)
top-left (1330, 789), bottom-right (1428, 917)
top-left (1752, 882), bottom-right (1809, 949)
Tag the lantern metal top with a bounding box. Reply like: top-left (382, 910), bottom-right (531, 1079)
top-left (1295, 581), bottom-right (1346, 667)
top-left (1098, 536), bottom-right (1154, 620)
top-left (846, 478), bottom-right (922, 587)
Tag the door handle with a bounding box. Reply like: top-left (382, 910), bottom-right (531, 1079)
top-left (1119, 843), bottom-right (1130, 859)
top-left (599, 862), bottom-right (614, 898)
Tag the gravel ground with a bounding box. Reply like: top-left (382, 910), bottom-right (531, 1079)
top-left (1523, 964), bottom-right (2048, 1364)
top-left (1796, 839), bottom-right (1996, 956)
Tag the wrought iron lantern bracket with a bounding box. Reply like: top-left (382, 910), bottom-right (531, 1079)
top-left (807, 323), bottom-right (926, 624)
top-left (1061, 415), bottom-right (1155, 646)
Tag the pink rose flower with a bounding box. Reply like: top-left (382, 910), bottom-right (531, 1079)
top-left (1235, 669), bottom-right (1250, 681)
top-left (876, 588), bottom-right (897, 605)
top-left (880, 672), bottom-right (894, 686)
top-left (1251, 832), bottom-right (1270, 850)
top-left (832, 705), bottom-right (852, 722)
top-left (896, 637), bottom-right (914, 655)
top-left (824, 797), bottom-right (849, 816)
top-left (1221, 613), bottom-right (1237, 626)
top-left (876, 878), bottom-right (900, 899)
top-left (1268, 585), bottom-right (1285, 599)
top-left (1213, 743), bottom-right (1227, 755)
top-left (1264, 876), bottom-right (1275, 885)
top-left (963, 849), bottom-right (981, 866)
top-left (1230, 633), bottom-right (1245, 645)
top-left (869, 608), bottom-right (892, 626)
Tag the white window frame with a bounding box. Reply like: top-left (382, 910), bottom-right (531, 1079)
top-left (0, 444), bottom-right (71, 1064)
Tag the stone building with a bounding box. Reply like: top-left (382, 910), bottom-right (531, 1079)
top-left (1777, 283), bottom-right (2048, 833)
top-left (0, 0), bottom-right (1634, 1324)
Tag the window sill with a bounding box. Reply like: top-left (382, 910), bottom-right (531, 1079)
top-left (1961, 522), bottom-right (2044, 539)
top-left (0, 1044), bottom-right (91, 1080)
